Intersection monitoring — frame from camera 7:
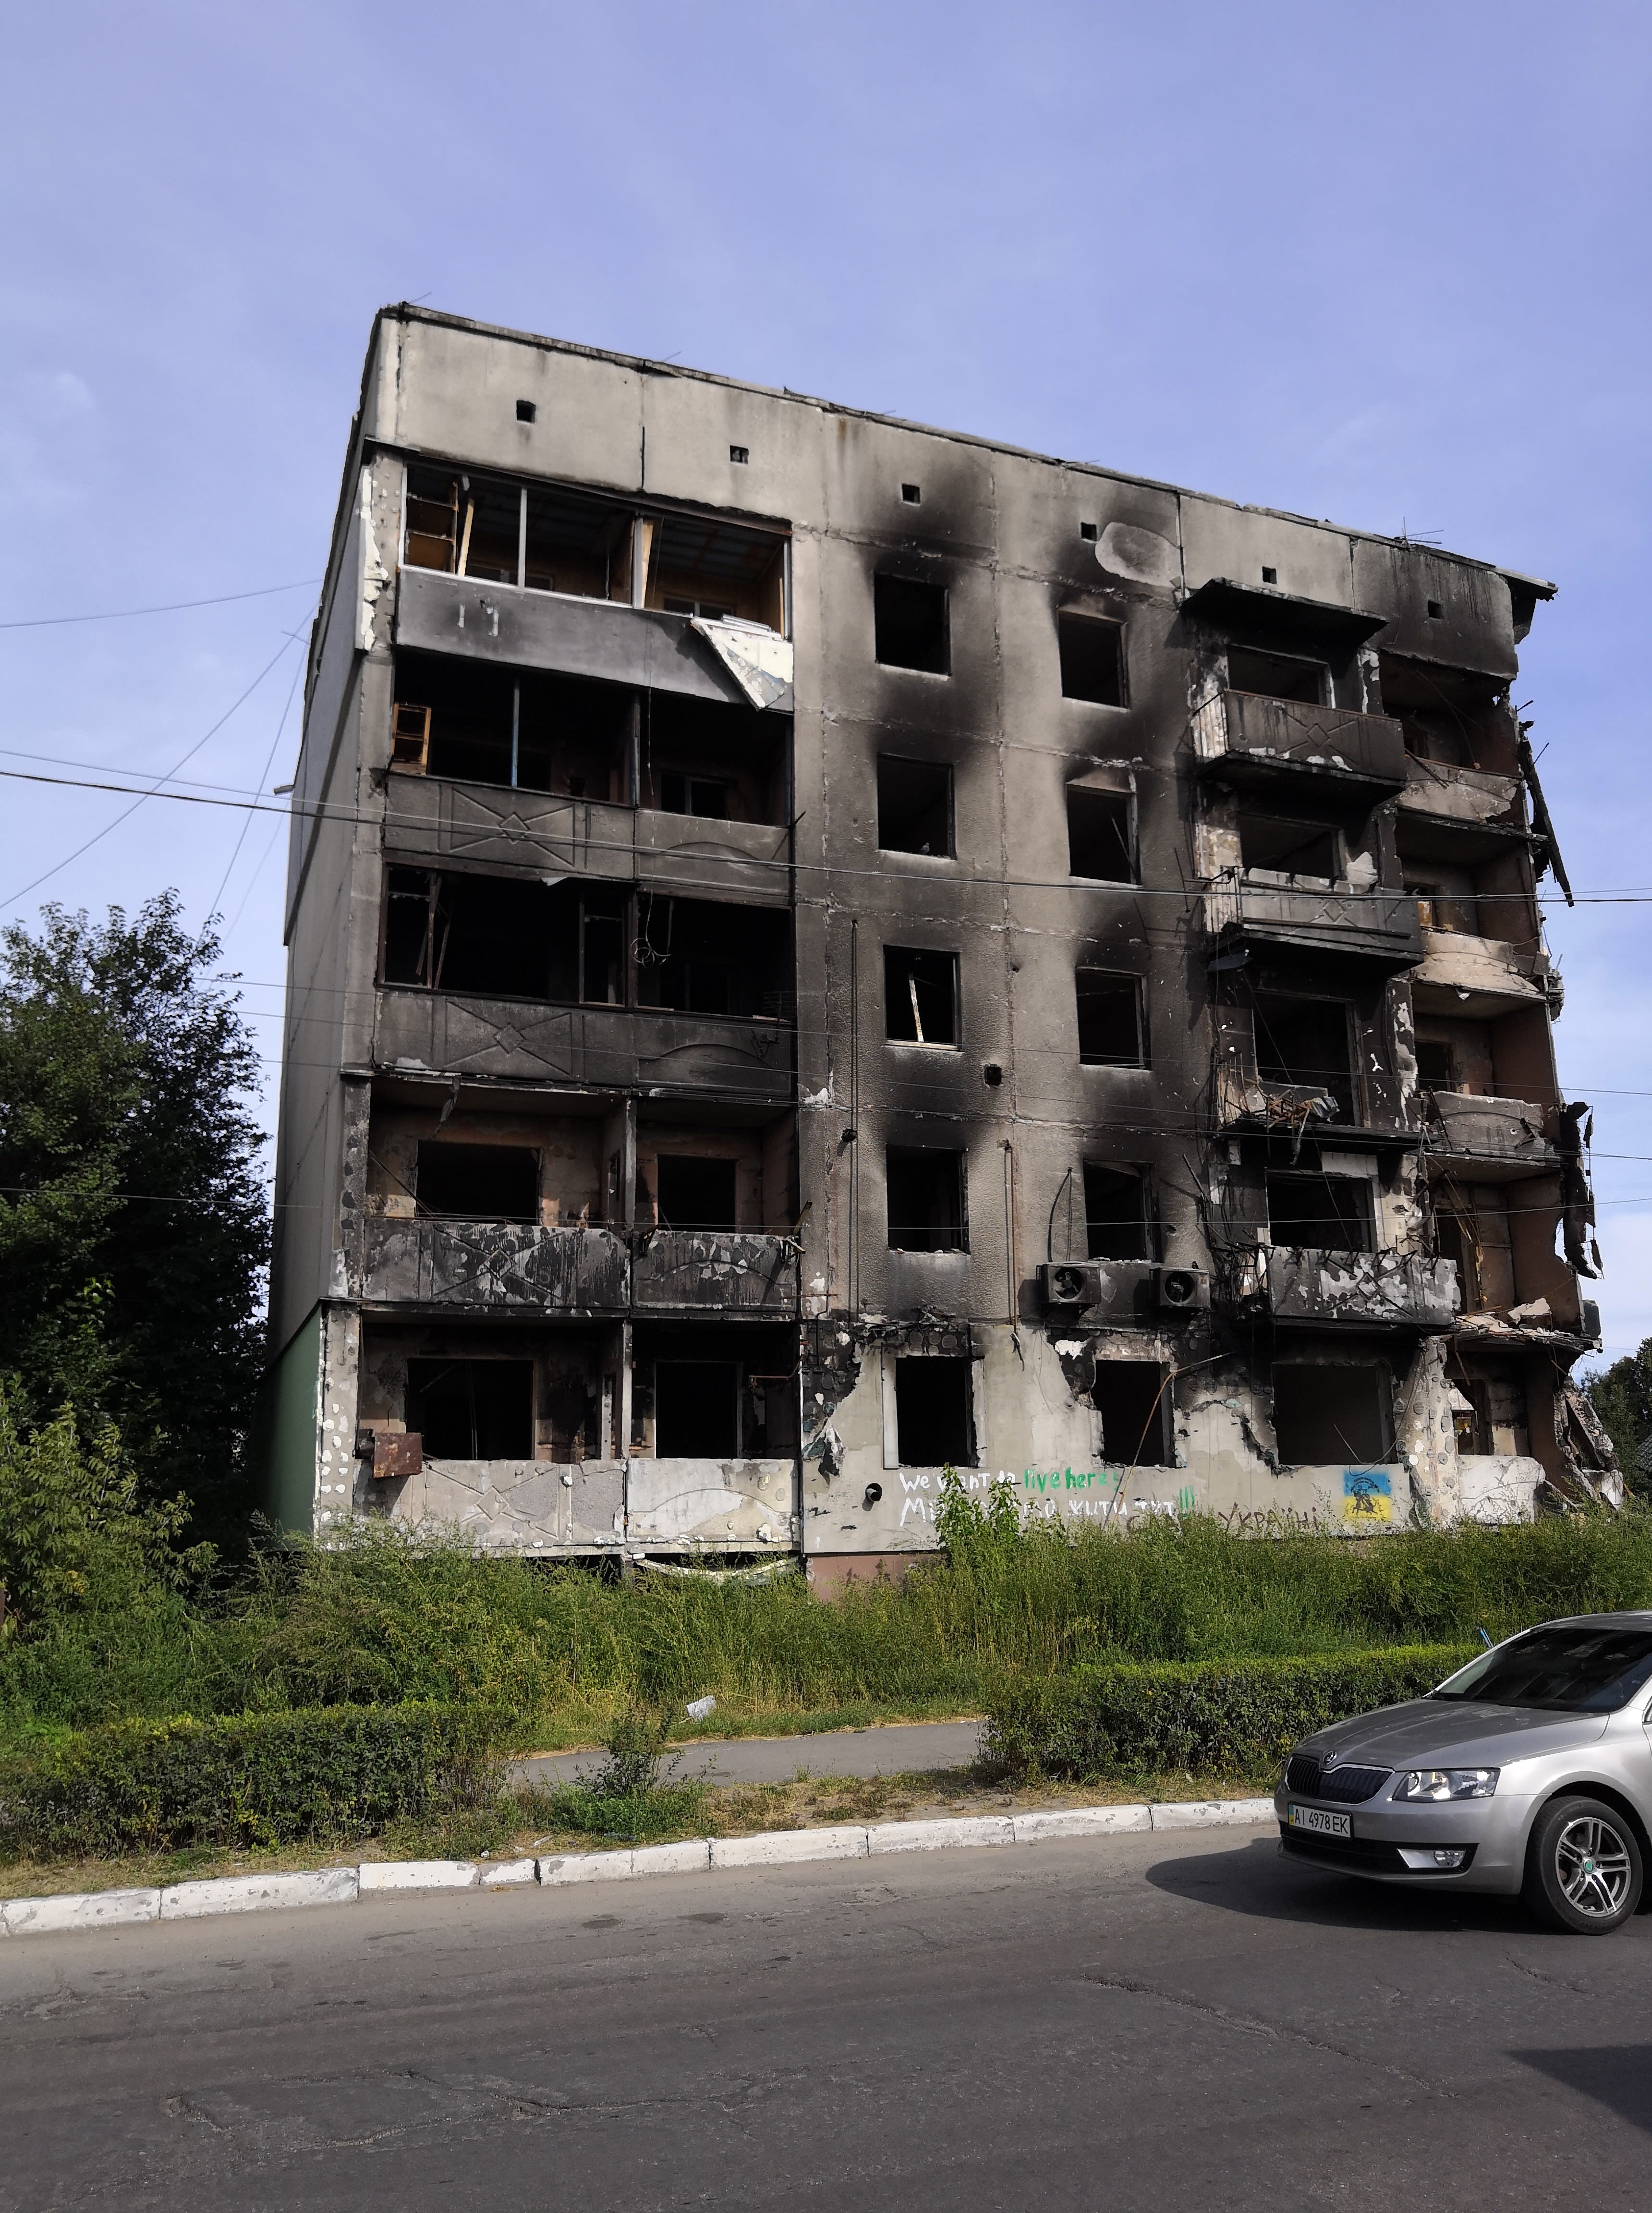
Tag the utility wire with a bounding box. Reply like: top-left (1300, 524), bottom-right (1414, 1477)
top-left (0, 579), bottom-right (320, 630)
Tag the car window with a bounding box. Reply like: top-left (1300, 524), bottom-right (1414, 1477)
top-left (1433, 1626), bottom-right (1652, 1712)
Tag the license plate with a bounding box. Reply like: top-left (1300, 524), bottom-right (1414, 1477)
top-left (1287, 1804), bottom-right (1351, 1838)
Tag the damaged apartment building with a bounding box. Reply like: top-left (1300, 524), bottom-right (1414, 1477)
top-left (261, 304), bottom-right (1618, 1578)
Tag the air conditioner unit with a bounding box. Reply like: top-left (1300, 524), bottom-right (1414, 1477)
top-left (1037, 1262), bottom-right (1104, 1310)
top-left (1151, 1265), bottom-right (1210, 1313)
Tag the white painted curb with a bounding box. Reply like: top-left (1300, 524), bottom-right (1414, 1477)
top-left (0, 1799), bottom-right (1276, 1938)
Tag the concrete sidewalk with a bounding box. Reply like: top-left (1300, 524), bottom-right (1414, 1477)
top-left (510, 1718), bottom-right (983, 1790)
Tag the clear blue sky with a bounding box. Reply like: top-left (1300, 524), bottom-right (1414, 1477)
top-left (3, 1), bottom-right (1648, 1362)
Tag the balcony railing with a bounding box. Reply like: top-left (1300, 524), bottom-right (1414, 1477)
top-left (373, 988), bottom-right (794, 1102)
top-left (1205, 872), bottom-right (1424, 973)
top-left (1255, 1246), bottom-right (1459, 1329)
top-left (1422, 1092), bottom-right (1557, 1180)
top-left (359, 1217), bottom-right (630, 1310)
top-left (631, 1228), bottom-right (800, 1313)
top-left (1395, 762), bottom-right (1524, 832)
top-left (1191, 690), bottom-right (1407, 792)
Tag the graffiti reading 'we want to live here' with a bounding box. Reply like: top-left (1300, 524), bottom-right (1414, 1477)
top-left (897, 1469), bottom-right (1197, 1526)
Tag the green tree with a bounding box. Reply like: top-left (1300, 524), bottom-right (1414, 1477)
top-left (1587, 1338), bottom-right (1652, 1500)
top-left (0, 896), bottom-right (269, 1532)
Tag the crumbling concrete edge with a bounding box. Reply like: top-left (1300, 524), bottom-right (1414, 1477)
top-left (0, 1799), bottom-right (1275, 1936)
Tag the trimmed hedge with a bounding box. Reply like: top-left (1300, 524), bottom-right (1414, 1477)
top-left (0, 1702), bottom-right (511, 1861)
top-left (982, 1645), bottom-right (1476, 1782)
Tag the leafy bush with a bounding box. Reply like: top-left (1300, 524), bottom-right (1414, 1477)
top-left (0, 1700), bottom-right (509, 1860)
top-left (981, 1646), bottom-right (1475, 1783)
top-left (0, 1388), bottom-right (209, 1639)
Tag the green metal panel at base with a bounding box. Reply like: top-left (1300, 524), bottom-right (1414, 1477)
top-left (255, 1306), bottom-right (323, 1533)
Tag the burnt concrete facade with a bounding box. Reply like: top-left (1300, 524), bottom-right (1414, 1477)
top-left (264, 305), bottom-right (1617, 1566)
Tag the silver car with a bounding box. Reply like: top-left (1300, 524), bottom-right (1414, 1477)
top-left (1275, 1614), bottom-right (1652, 1934)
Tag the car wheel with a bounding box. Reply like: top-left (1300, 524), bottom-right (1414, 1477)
top-left (1523, 1797), bottom-right (1643, 1934)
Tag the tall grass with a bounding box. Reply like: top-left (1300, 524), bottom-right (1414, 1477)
top-left (5, 1508), bottom-right (1652, 1744)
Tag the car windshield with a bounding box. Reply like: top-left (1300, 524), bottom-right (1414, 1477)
top-left (1433, 1625), bottom-right (1652, 1713)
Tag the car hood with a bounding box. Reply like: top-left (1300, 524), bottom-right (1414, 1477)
top-left (1297, 1699), bottom-right (1610, 1771)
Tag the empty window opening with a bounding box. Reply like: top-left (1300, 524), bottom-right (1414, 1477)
top-left (524, 484), bottom-right (633, 601)
top-left (1239, 813), bottom-right (1341, 879)
top-left (654, 1362), bottom-right (739, 1457)
top-left (900, 483), bottom-right (922, 504)
top-left (659, 771), bottom-right (729, 819)
top-left (1375, 656), bottom-right (1515, 772)
top-left (1084, 1163), bottom-right (1151, 1262)
top-left (1093, 1361), bottom-right (1172, 1466)
top-left (1066, 787), bottom-right (1134, 882)
top-left (655, 1156), bottom-right (738, 1233)
top-left (1426, 599), bottom-right (1443, 619)
top-left (895, 1356), bottom-right (975, 1467)
top-left (1080, 521), bottom-right (1098, 542)
top-left (1226, 644), bottom-right (1327, 705)
top-left (884, 947), bottom-right (959, 1046)
top-left (1403, 865), bottom-right (1478, 936)
top-left (1076, 969), bottom-right (1146, 1067)
top-left (1265, 1171), bottom-right (1375, 1251)
top-left (887, 1148), bottom-right (966, 1252)
top-left (383, 868), bottom-right (560, 1001)
top-left (415, 1143), bottom-right (539, 1221)
top-left (1058, 614), bottom-right (1125, 707)
top-left (645, 692), bottom-right (790, 827)
top-left (648, 513), bottom-right (786, 632)
top-left (1272, 1362), bottom-right (1393, 1465)
top-left (408, 1359), bottom-right (533, 1460)
top-left (729, 444), bottom-right (749, 464)
top-left (515, 399), bottom-right (537, 424)
top-left (876, 755), bottom-right (953, 855)
top-left (634, 895), bottom-right (792, 1022)
top-left (1252, 994), bottom-right (1355, 1119)
top-left (1434, 1209), bottom-right (1482, 1311)
top-left (1415, 1040), bottom-right (1456, 1090)
top-left (394, 652), bottom-right (632, 797)
top-left (1261, 567), bottom-right (1277, 585)
top-left (875, 574), bottom-right (949, 674)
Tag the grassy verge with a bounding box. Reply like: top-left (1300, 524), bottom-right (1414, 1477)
top-left (0, 1763), bottom-right (1276, 1903)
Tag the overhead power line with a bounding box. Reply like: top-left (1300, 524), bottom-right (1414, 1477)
top-left (0, 579), bottom-right (320, 631)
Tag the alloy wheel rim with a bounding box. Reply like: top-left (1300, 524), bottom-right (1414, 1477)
top-left (1555, 1815), bottom-right (1633, 1916)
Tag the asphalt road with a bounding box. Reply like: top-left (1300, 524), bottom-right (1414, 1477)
top-left (4, 1823), bottom-right (1650, 2211)
top-left (513, 1717), bottom-right (984, 1788)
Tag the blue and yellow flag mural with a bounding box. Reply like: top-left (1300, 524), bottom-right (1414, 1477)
top-left (1342, 1468), bottom-right (1393, 1524)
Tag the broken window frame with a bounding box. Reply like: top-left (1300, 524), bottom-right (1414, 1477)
top-left (401, 463), bottom-right (791, 634)
top-left (406, 1356), bottom-right (535, 1460)
top-left (1065, 783), bottom-right (1137, 884)
top-left (1238, 811), bottom-right (1344, 883)
top-left (874, 573), bottom-right (950, 676)
top-left (1075, 967), bottom-right (1147, 1069)
top-left (885, 1146), bottom-right (969, 1253)
top-left (1057, 612), bottom-right (1128, 708)
top-left (883, 945), bottom-right (961, 1047)
top-left (414, 1142), bottom-right (541, 1223)
top-left (1224, 643), bottom-right (1331, 707)
top-left (1263, 1169), bottom-right (1377, 1253)
top-left (893, 1354), bottom-right (977, 1468)
top-left (1092, 1359), bottom-right (1173, 1467)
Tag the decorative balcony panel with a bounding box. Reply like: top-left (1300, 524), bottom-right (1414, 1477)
top-left (1422, 1093), bottom-right (1557, 1183)
top-left (631, 1229), bottom-right (799, 1313)
top-left (1257, 1247), bottom-right (1458, 1329)
top-left (1205, 875), bottom-right (1423, 973)
top-left (1191, 690), bottom-right (1407, 793)
top-left (625, 1458), bottom-right (797, 1548)
top-left (385, 780), bottom-right (635, 879)
top-left (360, 1217), bottom-right (629, 1311)
top-left (373, 988), bottom-right (794, 1102)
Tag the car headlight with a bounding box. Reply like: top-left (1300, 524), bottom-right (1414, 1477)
top-left (1393, 1768), bottom-right (1498, 1801)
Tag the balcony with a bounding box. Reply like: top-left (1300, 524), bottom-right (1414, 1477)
top-left (384, 778), bottom-right (792, 908)
top-left (1396, 762), bottom-right (1524, 836)
top-left (632, 1229), bottom-right (799, 1314)
top-left (395, 567), bottom-right (792, 712)
top-left (359, 1217), bottom-right (629, 1311)
top-left (1205, 873), bottom-right (1423, 974)
top-left (1421, 1092), bottom-right (1557, 1183)
top-left (373, 988), bottom-right (794, 1103)
top-left (1409, 930), bottom-right (1555, 1021)
top-left (1249, 1246), bottom-right (1459, 1329)
top-left (1191, 690), bottom-right (1407, 796)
